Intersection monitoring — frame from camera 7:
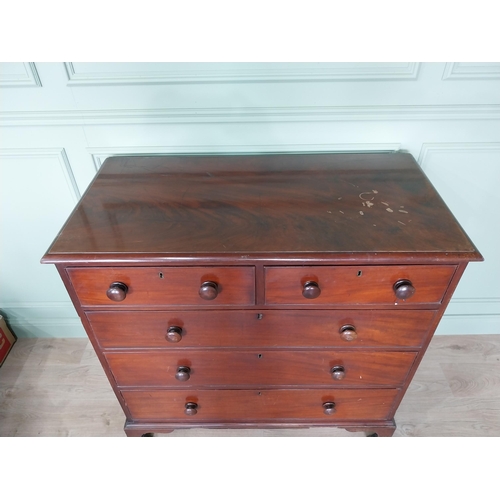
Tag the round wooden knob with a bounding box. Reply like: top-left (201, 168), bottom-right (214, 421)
top-left (175, 366), bottom-right (191, 382)
top-left (322, 402), bottom-right (336, 415)
top-left (394, 279), bottom-right (416, 300)
top-left (339, 324), bottom-right (357, 342)
top-left (184, 402), bottom-right (198, 416)
top-left (199, 281), bottom-right (218, 300)
top-left (302, 280), bottom-right (321, 299)
top-left (166, 326), bottom-right (183, 343)
top-left (106, 282), bottom-right (128, 302)
top-left (331, 365), bottom-right (346, 380)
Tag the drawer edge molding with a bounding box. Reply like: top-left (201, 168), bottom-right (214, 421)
top-left (121, 388), bottom-right (400, 421)
top-left (86, 309), bottom-right (438, 349)
top-left (67, 266), bottom-right (256, 306)
top-left (264, 265), bottom-right (457, 306)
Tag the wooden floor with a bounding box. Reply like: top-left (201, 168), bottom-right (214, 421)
top-left (1, 335), bottom-right (499, 437)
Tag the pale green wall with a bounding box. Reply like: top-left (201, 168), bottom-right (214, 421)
top-left (1, 62), bottom-right (499, 337)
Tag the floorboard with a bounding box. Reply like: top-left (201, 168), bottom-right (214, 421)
top-left (1, 335), bottom-right (499, 437)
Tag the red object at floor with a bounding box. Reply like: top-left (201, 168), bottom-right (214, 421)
top-left (0, 316), bottom-right (17, 367)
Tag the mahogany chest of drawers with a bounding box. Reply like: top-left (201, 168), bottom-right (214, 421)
top-left (41, 152), bottom-right (482, 436)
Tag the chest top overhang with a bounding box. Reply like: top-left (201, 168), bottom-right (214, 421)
top-left (41, 152), bottom-right (482, 263)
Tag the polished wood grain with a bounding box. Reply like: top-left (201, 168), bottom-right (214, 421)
top-left (121, 388), bottom-right (399, 421)
top-left (265, 265), bottom-right (456, 305)
top-left (2, 336), bottom-right (498, 437)
top-left (105, 350), bottom-right (417, 388)
top-left (86, 309), bottom-right (437, 349)
top-left (41, 153), bottom-right (482, 261)
top-left (67, 266), bottom-right (255, 306)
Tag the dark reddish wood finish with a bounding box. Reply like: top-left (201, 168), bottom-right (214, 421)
top-left (67, 266), bottom-right (255, 306)
top-left (86, 309), bottom-right (437, 349)
top-left (41, 153), bottom-right (482, 437)
top-left (121, 388), bottom-right (399, 421)
top-left (42, 153), bottom-right (481, 260)
top-left (105, 350), bottom-right (417, 387)
top-left (265, 265), bottom-right (456, 305)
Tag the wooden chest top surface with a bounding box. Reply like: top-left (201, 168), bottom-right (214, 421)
top-left (42, 152), bottom-right (481, 262)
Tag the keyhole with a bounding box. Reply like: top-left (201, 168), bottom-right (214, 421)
top-left (159, 272), bottom-right (164, 279)
top-left (257, 354), bottom-right (263, 359)
top-left (257, 313), bottom-right (263, 320)
top-left (357, 270), bottom-right (362, 277)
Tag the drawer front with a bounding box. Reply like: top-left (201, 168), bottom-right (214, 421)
top-left (106, 350), bottom-right (417, 388)
top-left (122, 388), bottom-right (399, 421)
top-left (87, 309), bottom-right (436, 349)
top-left (265, 265), bottom-right (456, 305)
top-left (67, 267), bottom-right (255, 306)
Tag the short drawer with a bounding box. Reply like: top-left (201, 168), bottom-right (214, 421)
top-left (87, 309), bottom-right (436, 349)
top-left (106, 350), bottom-right (417, 388)
top-left (67, 266), bottom-right (255, 306)
top-left (121, 388), bottom-right (399, 421)
top-left (265, 265), bottom-right (456, 305)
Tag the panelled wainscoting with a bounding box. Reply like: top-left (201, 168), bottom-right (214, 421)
top-left (0, 62), bottom-right (499, 339)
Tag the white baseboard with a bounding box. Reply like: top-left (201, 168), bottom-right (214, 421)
top-left (436, 314), bottom-right (500, 335)
top-left (7, 318), bottom-right (86, 338)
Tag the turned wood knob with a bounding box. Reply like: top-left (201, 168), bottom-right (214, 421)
top-left (323, 402), bottom-right (336, 415)
top-left (166, 326), bottom-right (183, 343)
top-left (175, 366), bottom-right (191, 382)
top-left (184, 402), bottom-right (198, 416)
top-left (331, 365), bottom-right (346, 380)
top-left (339, 324), bottom-right (357, 342)
top-left (106, 282), bottom-right (128, 302)
top-left (393, 279), bottom-right (416, 300)
top-left (199, 281), bottom-right (218, 300)
top-left (302, 280), bottom-right (321, 299)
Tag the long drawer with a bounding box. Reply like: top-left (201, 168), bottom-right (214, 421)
top-left (107, 350), bottom-right (417, 388)
top-left (87, 309), bottom-right (437, 349)
top-left (121, 388), bottom-right (399, 421)
top-left (67, 266), bottom-right (255, 306)
top-left (265, 265), bottom-right (456, 305)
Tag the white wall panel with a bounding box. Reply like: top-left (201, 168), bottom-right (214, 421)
top-left (0, 149), bottom-right (85, 337)
top-left (0, 63), bottom-right (41, 87)
top-left (79, 120), bottom-right (500, 162)
top-left (63, 62), bottom-right (500, 112)
top-left (0, 62), bottom-right (499, 337)
top-left (419, 143), bottom-right (500, 334)
top-left (0, 126), bottom-right (98, 195)
top-left (64, 62), bottom-right (421, 85)
top-left (443, 62), bottom-right (500, 80)
top-left (0, 63), bottom-right (74, 111)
